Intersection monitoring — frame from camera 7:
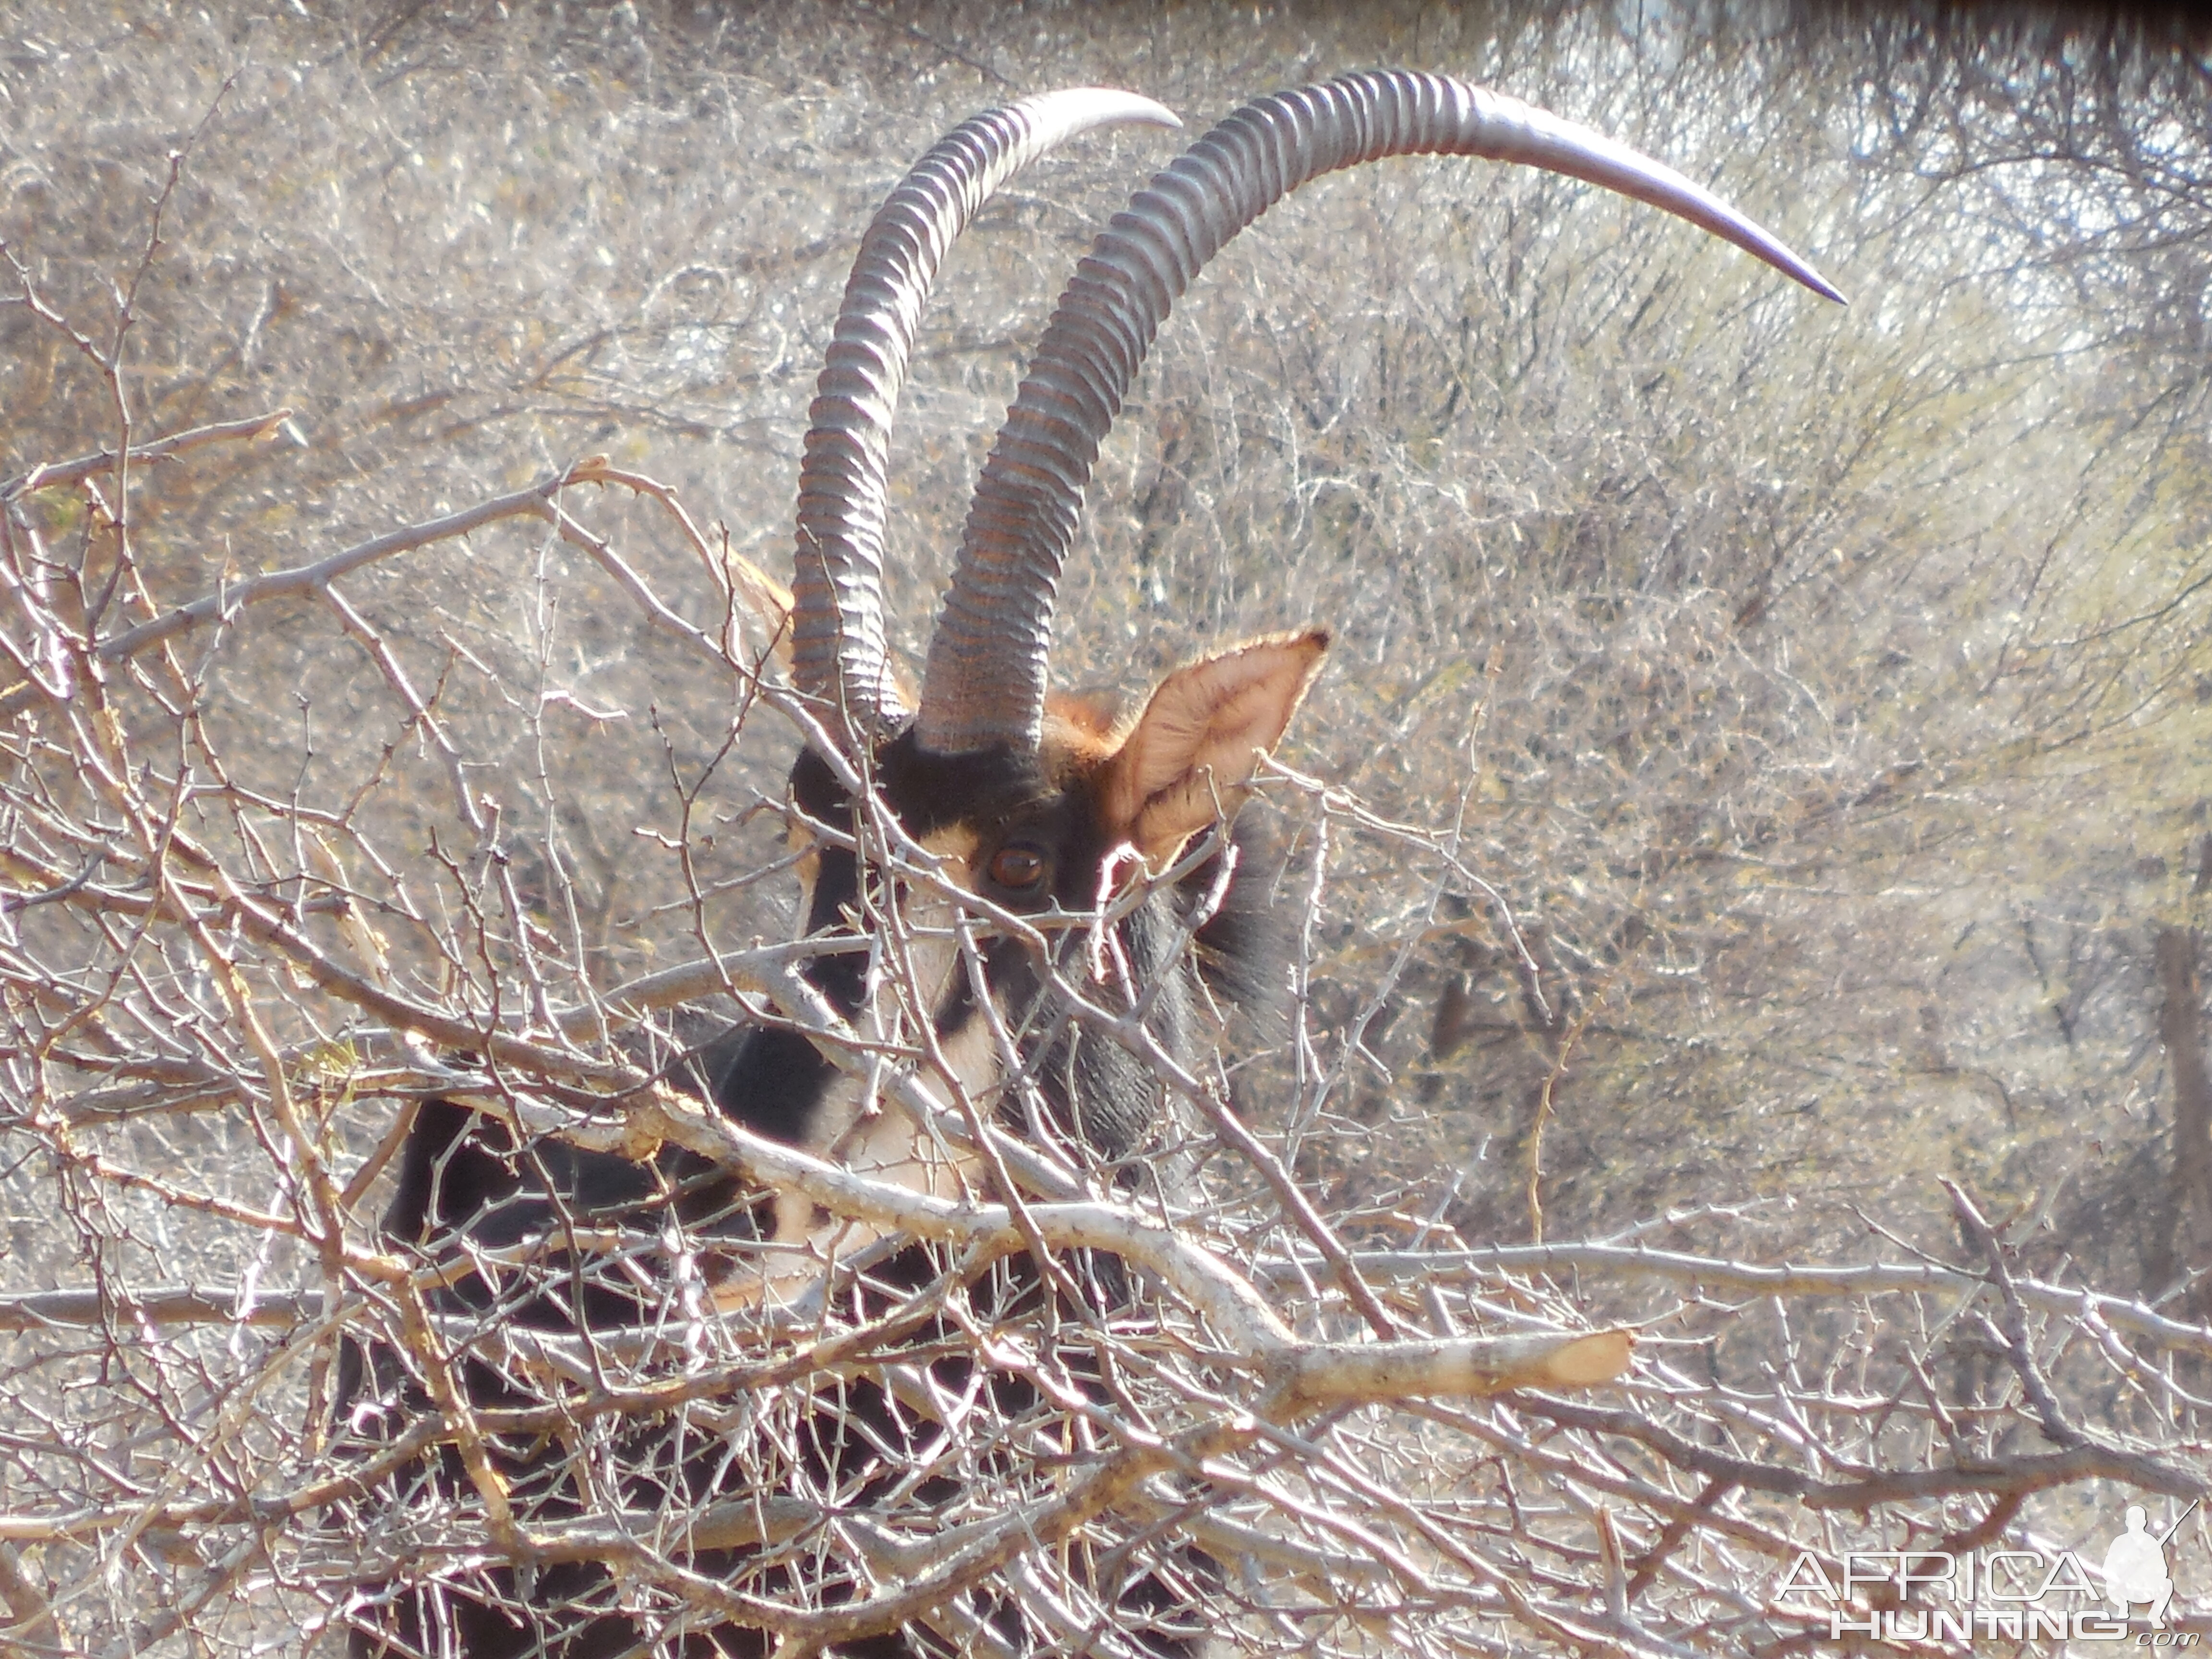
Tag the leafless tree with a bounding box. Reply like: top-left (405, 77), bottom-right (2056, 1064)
top-left (3, 4), bottom-right (2208, 1655)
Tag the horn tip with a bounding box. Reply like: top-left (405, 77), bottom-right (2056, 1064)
top-left (1037, 86), bottom-right (1181, 134)
top-left (1796, 265), bottom-right (1847, 306)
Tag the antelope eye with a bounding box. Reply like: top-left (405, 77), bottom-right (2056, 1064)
top-left (986, 843), bottom-right (1051, 895)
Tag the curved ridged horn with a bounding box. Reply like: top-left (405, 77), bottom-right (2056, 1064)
top-left (789, 88), bottom-right (1179, 738)
top-left (915, 70), bottom-right (1842, 755)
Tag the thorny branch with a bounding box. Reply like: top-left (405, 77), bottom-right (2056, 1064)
top-left (5, 430), bottom-right (2205, 1658)
top-left (19, 5), bottom-right (2212, 1649)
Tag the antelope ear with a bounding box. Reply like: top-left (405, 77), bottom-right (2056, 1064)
top-left (1103, 630), bottom-right (1328, 865)
top-left (726, 550), bottom-right (796, 669)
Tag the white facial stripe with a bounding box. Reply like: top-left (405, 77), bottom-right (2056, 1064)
top-left (716, 1010), bottom-right (998, 1311)
top-left (716, 825), bottom-right (999, 1311)
top-left (889, 824), bottom-right (979, 1035)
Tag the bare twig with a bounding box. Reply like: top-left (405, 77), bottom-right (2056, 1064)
top-left (0, 408), bottom-right (294, 503)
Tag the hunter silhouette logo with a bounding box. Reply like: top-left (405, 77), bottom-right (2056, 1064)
top-left (1777, 1497), bottom-right (2198, 1642)
top-left (2103, 1501), bottom-right (2193, 1629)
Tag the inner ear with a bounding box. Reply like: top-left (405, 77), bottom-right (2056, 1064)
top-left (726, 551), bottom-right (795, 668)
top-left (1102, 630), bottom-right (1328, 865)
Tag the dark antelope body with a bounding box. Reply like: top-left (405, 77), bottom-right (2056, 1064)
top-left (340, 71), bottom-right (1837, 1659)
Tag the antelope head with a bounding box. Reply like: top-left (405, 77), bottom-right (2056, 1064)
top-left (710, 72), bottom-right (1839, 1282)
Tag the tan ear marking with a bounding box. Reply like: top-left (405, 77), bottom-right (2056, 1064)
top-left (727, 550), bottom-right (796, 669)
top-left (1104, 629), bottom-right (1328, 864)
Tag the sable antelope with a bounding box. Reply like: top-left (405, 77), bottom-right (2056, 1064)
top-left (340, 71), bottom-right (1837, 1659)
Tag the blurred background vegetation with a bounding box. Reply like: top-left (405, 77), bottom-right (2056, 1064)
top-left (5, 0), bottom-right (2212, 1645)
top-left (12, 0), bottom-right (2212, 1312)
